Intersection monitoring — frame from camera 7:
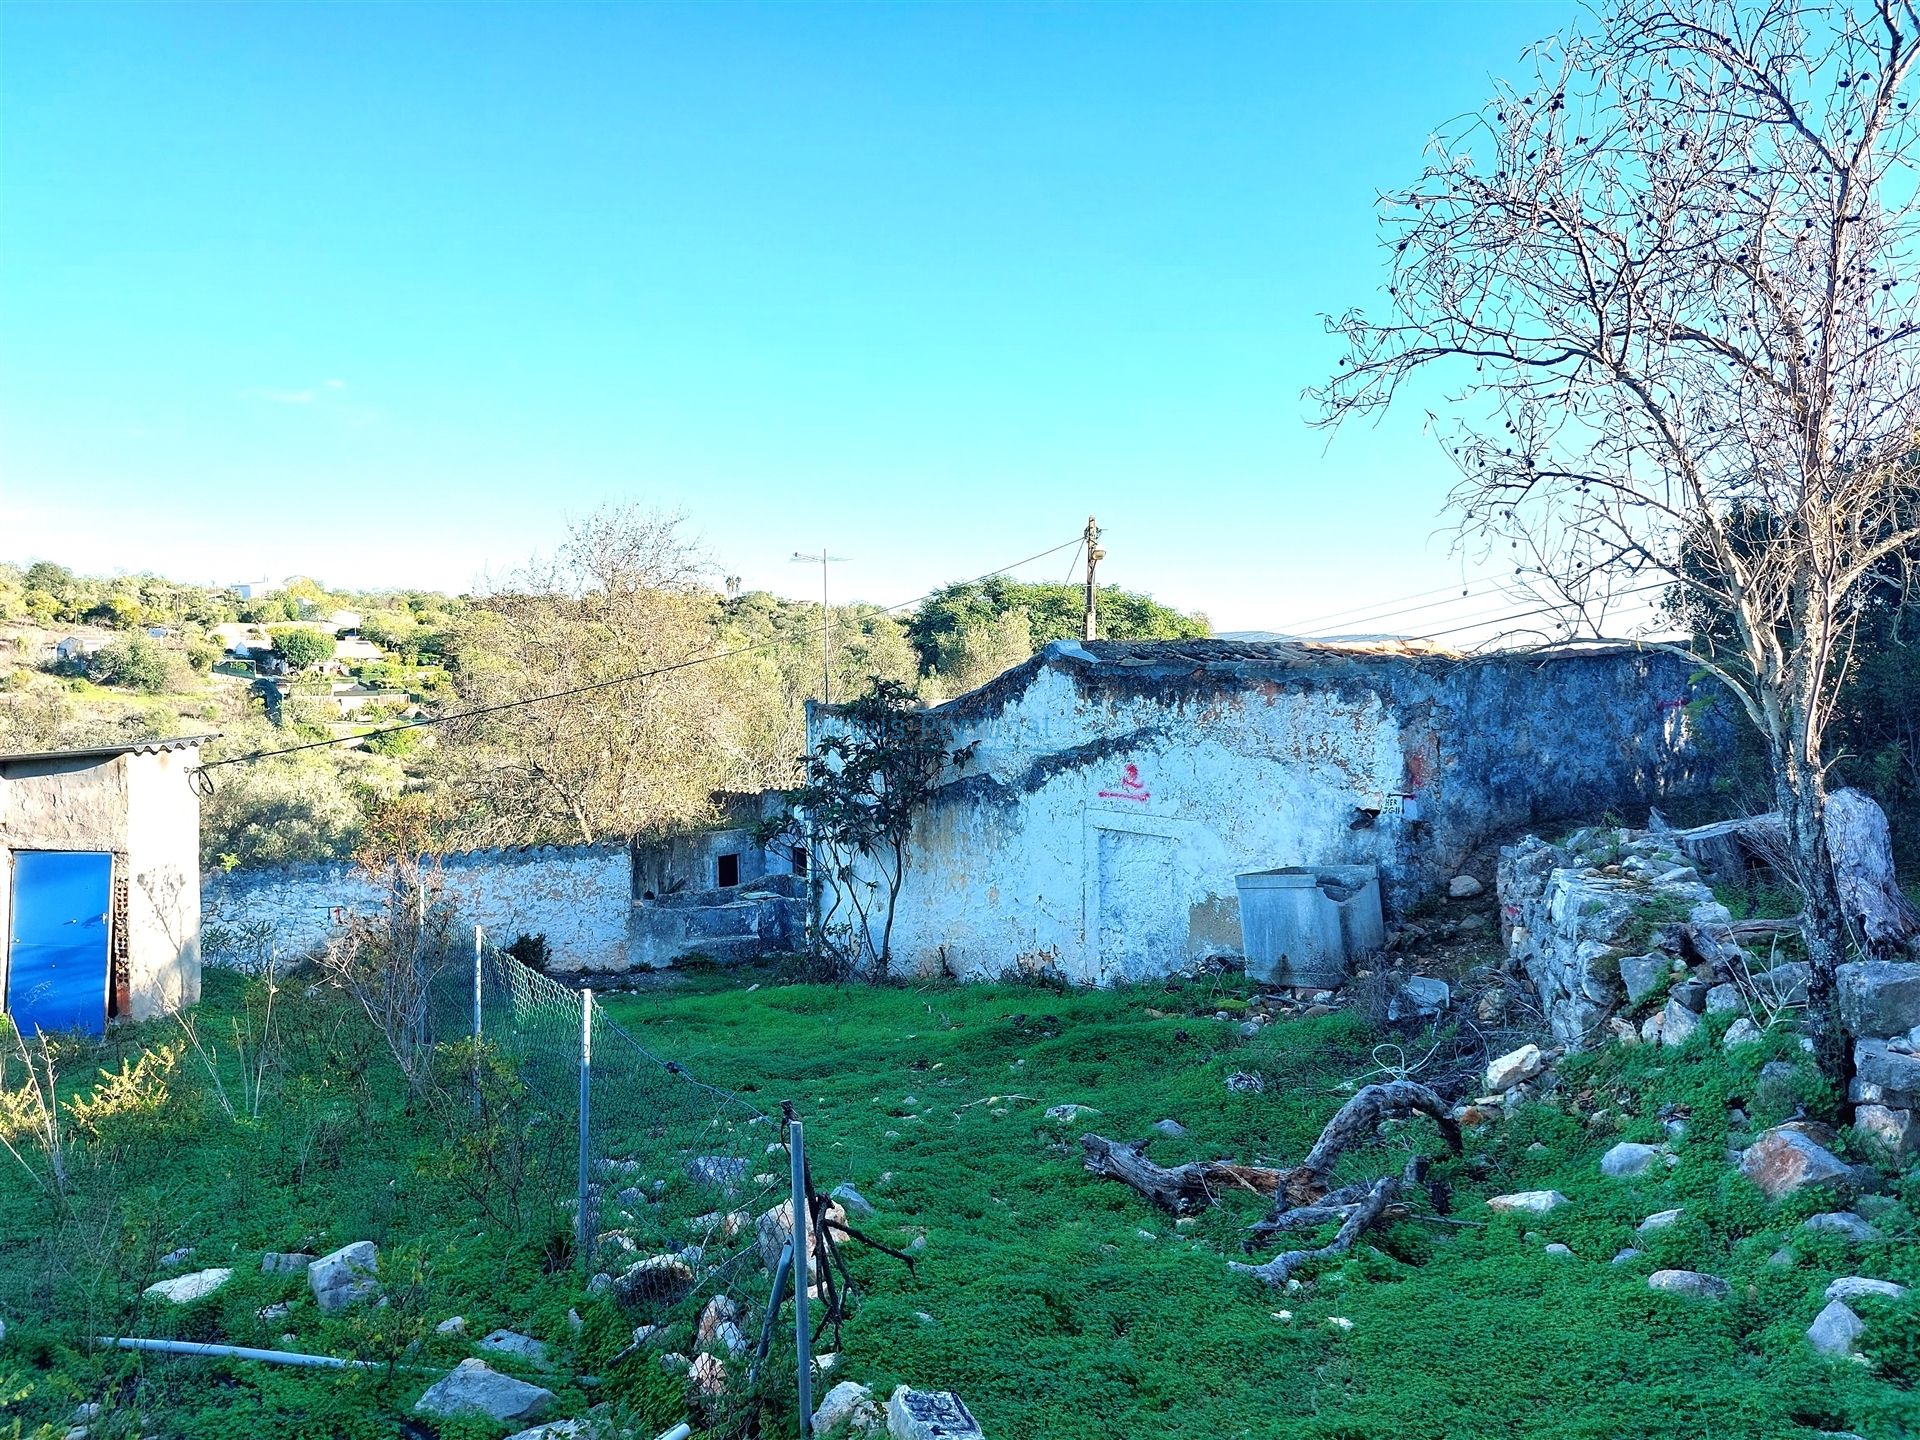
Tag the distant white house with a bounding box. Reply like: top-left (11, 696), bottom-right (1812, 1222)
top-left (333, 636), bottom-right (383, 663)
top-left (229, 578), bottom-right (279, 600)
top-left (210, 622), bottom-right (272, 657)
top-left (55, 636), bottom-right (103, 663)
top-left (324, 609), bottom-right (363, 634)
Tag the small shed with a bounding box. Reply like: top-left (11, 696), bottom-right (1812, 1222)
top-left (0, 738), bottom-right (209, 1035)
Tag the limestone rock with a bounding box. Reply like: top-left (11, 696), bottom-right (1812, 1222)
top-left (1739, 1127), bottom-right (1852, 1200)
top-left (415, 1359), bottom-right (555, 1424)
top-left (1647, 1269), bottom-right (1730, 1300)
top-left (1705, 983), bottom-right (1743, 1015)
top-left (1225, 1071), bottom-right (1265, 1095)
top-left (814, 1381), bottom-right (883, 1436)
top-left (479, 1330), bottom-right (552, 1367)
top-left (1836, 961), bottom-right (1920, 1038)
top-left (1807, 1299), bottom-right (1866, 1357)
top-left (687, 1155), bottom-right (749, 1192)
top-left (1801, 1212), bottom-right (1882, 1244)
top-left (1543, 1242), bottom-right (1573, 1257)
top-left (886, 1386), bottom-right (985, 1440)
top-left (1611, 1248), bottom-right (1642, 1264)
top-left (309, 1242), bottom-right (381, 1314)
top-left (1390, 975), bottom-right (1451, 1021)
top-left (1600, 1142), bottom-right (1662, 1178)
top-left (1637, 1208), bottom-right (1684, 1233)
top-left (502, 1421), bottom-right (597, 1440)
top-left (1855, 1039), bottom-right (1920, 1094)
top-left (1044, 1104), bottom-right (1100, 1123)
top-left (1826, 1276), bottom-right (1909, 1303)
top-left (1449, 875), bottom-right (1484, 899)
top-left (1485, 1190), bottom-right (1569, 1215)
top-left (1854, 1103), bottom-right (1919, 1157)
top-left (1485, 1044), bottom-right (1544, 1093)
top-left (437, 1316), bottom-right (467, 1335)
top-left (830, 1184), bottom-right (878, 1217)
top-left (1620, 955), bottom-right (1668, 1006)
top-left (1722, 1018), bottom-right (1763, 1049)
top-left (689, 1351), bottom-right (727, 1396)
top-left (697, 1296), bottom-right (740, 1349)
top-left (1151, 1118), bottom-right (1189, 1139)
top-left (611, 1255), bottom-right (696, 1311)
top-left (142, 1267), bottom-right (231, 1304)
top-left (1659, 999), bottom-right (1701, 1048)
top-left (756, 1198), bottom-right (847, 1274)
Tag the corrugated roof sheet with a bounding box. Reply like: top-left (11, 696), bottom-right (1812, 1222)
top-left (0, 735), bottom-right (218, 767)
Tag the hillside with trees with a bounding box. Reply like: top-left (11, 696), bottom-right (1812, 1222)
top-left (0, 509), bottom-right (1209, 867)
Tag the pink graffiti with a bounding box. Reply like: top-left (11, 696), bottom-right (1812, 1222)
top-left (1098, 763), bottom-right (1151, 803)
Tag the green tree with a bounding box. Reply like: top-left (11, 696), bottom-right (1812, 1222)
top-left (84, 593), bottom-right (142, 630)
top-left (89, 637), bottom-right (175, 694)
top-left (904, 577), bottom-right (1207, 679)
top-left (271, 626), bottom-right (335, 671)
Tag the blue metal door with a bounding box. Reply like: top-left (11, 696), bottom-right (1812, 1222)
top-left (6, 851), bottom-right (113, 1036)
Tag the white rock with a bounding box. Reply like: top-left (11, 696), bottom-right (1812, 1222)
top-left (414, 1359), bottom-right (555, 1424)
top-left (1485, 1190), bottom-right (1570, 1215)
top-left (1801, 1212), bottom-right (1882, 1244)
top-left (1449, 875), bottom-right (1484, 899)
top-left (1807, 1299), bottom-right (1866, 1357)
top-left (1826, 1276), bottom-right (1909, 1303)
top-left (502, 1421), bottom-right (595, 1440)
top-left (886, 1386), bottom-right (985, 1440)
top-left (1647, 1269), bottom-right (1730, 1300)
top-left (1600, 1142), bottom-right (1662, 1178)
top-left (436, 1316), bottom-right (467, 1335)
top-left (1485, 1044), bottom-right (1544, 1094)
top-left (257, 1301), bottom-right (292, 1321)
top-left (1722, 1018), bottom-right (1764, 1049)
top-left (308, 1241), bottom-right (381, 1314)
top-left (1637, 1208), bottom-right (1684, 1233)
top-left (1044, 1103), bottom-right (1100, 1123)
top-left (1659, 999), bottom-right (1701, 1047)
top-left (1544, 1243), bottom-right (1573, 1256)
top-left (814, 1380), bottom-right (883, 1435)
top-left (143, 1267), bottom-right (231, 1304)
top-left (479, 1330), bottom-right (551, 1367)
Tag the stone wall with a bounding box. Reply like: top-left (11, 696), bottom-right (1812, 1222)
top-left (1841, 961), bottom-right (1920, 1155)
top-left (629, 874), bottom-right (805, 969)
top-left (203, 844), bottom-right (635, 973)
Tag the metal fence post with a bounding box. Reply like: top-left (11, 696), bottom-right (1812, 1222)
top-left (789, 1118), bottom-right (813, 1435)
top-left (577, 988), bottom-right (593, 1272)
top-left (472, 926), bottom-right (484, 1042)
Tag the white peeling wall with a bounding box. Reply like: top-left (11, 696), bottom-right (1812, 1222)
top-left (125, 749), bottom-right (203, 1017)
top-left (203, 845), bottom-right (634, 972)
top-left (823, 666), bottom-right (1408, 983)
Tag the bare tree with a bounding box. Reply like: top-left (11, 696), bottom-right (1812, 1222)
top-left (1317, 0), bottom-right (1920, 1079)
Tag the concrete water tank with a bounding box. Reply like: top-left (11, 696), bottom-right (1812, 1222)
top-left (1234, 865), bottom-right (1384, 989)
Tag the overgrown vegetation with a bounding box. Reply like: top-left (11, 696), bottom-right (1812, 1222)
top-left (3, 958), bottom-right (1915, 1439)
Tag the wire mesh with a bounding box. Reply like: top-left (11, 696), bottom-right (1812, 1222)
top-left (421, 935), bottom-right (799, 1395)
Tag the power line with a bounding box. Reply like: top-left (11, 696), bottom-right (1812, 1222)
top-left (1273, 577), bottom-right (1502, 635)
top-left (1294, 581), bottom-right (1527, 637)
top-left (190, 534), bottom-right (1084, 782)
top-left (1407, 581), bottom-right (1673, 645)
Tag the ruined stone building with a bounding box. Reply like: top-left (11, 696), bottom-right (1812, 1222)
top-left (810, 638), bottom-right (1725, 984)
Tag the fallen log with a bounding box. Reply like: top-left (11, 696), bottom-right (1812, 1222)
top-left (1079, 1135), bottom-right (1283, 1216)
top-left (1229, 1161), bottom-right (1419, 1289)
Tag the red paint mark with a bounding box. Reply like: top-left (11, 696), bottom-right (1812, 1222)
top-left (1656, 697), bottom-right (1686, 713)
top-left (1098, 763), bottom-right (1151, 804)
top-left (1405, 752), bottom-right (1430, 792)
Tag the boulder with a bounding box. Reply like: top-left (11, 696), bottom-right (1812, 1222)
top-left (1836, 961), bottom-right (1920, 1038)
top-left (696, 1296), bottom-right (740, 1349)
top-left (1150, 1119), bottom-right (1189, 1140)
top-left (1722, 1018), bottom-right (1764, 1049)
top-left (260, 1252), bottom-right (314, 1275)
top-left (814, 1381), bottom-right (883, 1436)
top-left (1826, 1276), bottom-right (1909, 1303)
top-left (1044, 1103), bottom-right (1100, 1123)
top-left (1611, 1248), bottom-right (1642, 1264)
top-left (1854, 1103), bottom-right (1919, 1158)
top-left (1620, 955), bottom-right (1668, 1006)
top-left (143, 1268), bottom-right (231, 1304)
top-left (1486, 1045), bottom-right (1545, 1094)
top-left (309, 1242), bottom-right (381, 1314)
top-left (1739, 1127), bottom-right (1852, 1200)
top-left (886, 1386), bottom-right (985, 1440)
top-left (1543, 1242), bottom-right (1573, 1257)
top-left (1659, 999), bottom-right (1701, 1048)
top-left (611, 1255), bottom-right (695, 1311)
top-left (689, 1351), bottom-right (727, 1396)
top-left (756, 1199), bottom-right (847, 1274)
top-left (1854, 1039), bottom-right (1920, 1094)
top-left (437, 1316), bottom-right (467, 1335)
top-left (1647, 1269), bottom-right (1730, 1300)
top-left (503, 1422), bottom-right (597, 1440)
top-left (1807, 1299), bottom-right (1865, 1358)
top-left (1600, 1142), bottom-right (1662, 1179)
top-left (1391, 976), bottom-right (1451, 1022)
top-left (1637, 1208), bottom-right (1684, 1234)
top-left (479, 1330), bottom-right (552, 1367)
top-left (1449, 875), bottom-right (1484, 899)
top-left (1801, 1212), bottom-right (1882, 1244)
top-left (415, 1359), bottom-right (555, 1424)
top-left (1485, 1190), bottom-right (1570, 1215)
top-left (1705, 983), bottom-right (1744, 1015)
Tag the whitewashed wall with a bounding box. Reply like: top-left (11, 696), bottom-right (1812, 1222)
top-left (203, 844), bottom-right (633, 972)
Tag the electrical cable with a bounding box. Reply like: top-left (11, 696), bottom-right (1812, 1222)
top-left (189, 534), bottom-right (1084, 780)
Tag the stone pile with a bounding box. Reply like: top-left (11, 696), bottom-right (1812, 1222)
top-left (1839, 960), bottom-right (1920, 1157)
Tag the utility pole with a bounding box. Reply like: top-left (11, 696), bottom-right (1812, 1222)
top-left (1082, 516), bottom-right (1105, 641)
top-left (790, 549), bottom-right (850, 703)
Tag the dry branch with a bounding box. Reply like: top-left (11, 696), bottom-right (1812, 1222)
top-left (1079, 1135), bottom-right (1282, 1216)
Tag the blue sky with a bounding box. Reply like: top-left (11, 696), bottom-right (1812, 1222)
top-left (0, 1), bottom-right (1568, 633)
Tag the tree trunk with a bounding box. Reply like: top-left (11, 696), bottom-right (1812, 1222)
top-left (1079, 1135), bottom-right (1284, 1215)
top-left (1774, 750), bottom-right (1851, 1085)
top-left (1823, 788), bottom-right (1920, 957)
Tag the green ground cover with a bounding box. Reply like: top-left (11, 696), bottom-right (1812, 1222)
top-left (2, 964), bottom-right (1917, 1439)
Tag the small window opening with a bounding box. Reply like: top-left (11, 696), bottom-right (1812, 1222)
top-left (717, 853), bottom-right (741, 887)
top-left (791, 846), bottom-right (809, 879)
